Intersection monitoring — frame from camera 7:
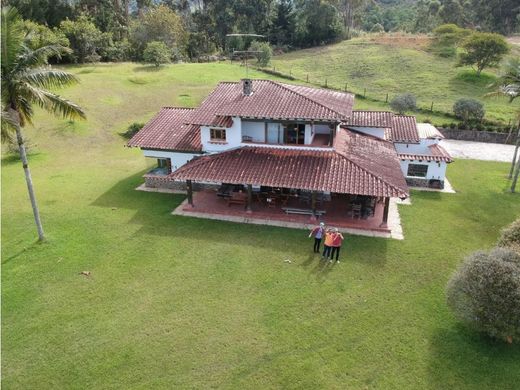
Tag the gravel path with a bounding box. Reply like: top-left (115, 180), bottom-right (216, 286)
top-left (440, 139), bottom-right (517, 162)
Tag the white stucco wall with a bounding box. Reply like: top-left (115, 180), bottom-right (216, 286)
top-left (399, 160), bottom-right (448, 181)
top-left (142, 149), bottom-right (201, 171)
top-left (201, 116), bottom-right (242, 153)
top-left (348, 126), bottom-right (386, 139)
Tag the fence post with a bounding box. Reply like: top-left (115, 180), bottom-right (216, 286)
top-left (385, 93), bottom-right (388, 103)
top-left (306, 74), bottom-right (309, 83)
top-left (431, 101), bottom-right (434, 112)
top-left (364, 88), bottom-right (366, 98)
top-left (325, 78), bottom-right (328, 87)
top-left (289, 69), bottom-right (292, 76)
top-left (344, 83), bottom-right (347, 92)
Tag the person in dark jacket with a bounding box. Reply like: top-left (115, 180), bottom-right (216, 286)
top-left (309, 222), bottom-right (325, 253)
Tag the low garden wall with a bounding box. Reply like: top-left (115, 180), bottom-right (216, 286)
top-left (439, 128), bottom-right (516, 145)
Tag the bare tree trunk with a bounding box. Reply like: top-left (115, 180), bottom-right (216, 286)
top-left (512, 153), bottom-right (520, 193)
top-left (13, 115), bottom-right (45, 241)
top-left (509, 128), bottom-right (520, 179)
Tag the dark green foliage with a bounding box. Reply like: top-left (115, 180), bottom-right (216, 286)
top-left (430, 24), bottom-right (470, 58)
top-left (295, 0), bottom-right (344, 47)
top-left (121, 122), bottom-right (145, 139)
top-left (390, 93), bottom-right (417, 114)
top-left (457, 32), bottom-right (510, 76)
top-left (143, 41), bottom-right (170, 67)
top-left (453, 98), bottom-right (485, 123)
top-left (250, 41), bottom-right (272, 67)
top-left (498, 218), bottom-right (520, 254)
top-left (447, 247), bottom-right (520, 343)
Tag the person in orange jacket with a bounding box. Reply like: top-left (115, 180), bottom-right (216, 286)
top-left (330, 228), bottom-right (344, 263)
top-left (322, 228), bottom-right (335, 260)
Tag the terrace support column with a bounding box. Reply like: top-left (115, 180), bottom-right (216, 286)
top-left (186, 180), bottom-right (194, 207)
top-left (246, 184), bottom-right (253, 213)
top-left (380, 197), bottom-right (390, 227)
top-left (310, 191), bottom-right (317, 222)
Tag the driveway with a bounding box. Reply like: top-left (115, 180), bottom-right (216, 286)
top-left (440, 139), bottom-right (517, 162)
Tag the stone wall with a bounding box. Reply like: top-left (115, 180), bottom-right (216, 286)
top-left (439, 128), bottom-right (515, 145)
top-left (144, 175), bottom-right (219, 191)
top-left (406, 177), bottom-right (444, 189)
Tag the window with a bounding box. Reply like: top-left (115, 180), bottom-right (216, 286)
top-left (210, 128), bottom-right (226, 142)
top-left (407, 164), bottom-right (428, 177)
top-left (284, 123), bottom-right (306, 144)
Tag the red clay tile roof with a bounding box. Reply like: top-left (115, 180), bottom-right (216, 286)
top-left (399, 144), bottom-right (453, 163)
top-left (211, 115), bottom-right (234, 128)
top-left (189, 80), bottom-right (354, 125)
top-left (170, 129), bottom-right (408, 198)
top-left (390, 115), bottom-right (420, 143)
top-left (127, 107), bottom-right (202, 152)
top-left (346, 111), bottom-right (394, 128)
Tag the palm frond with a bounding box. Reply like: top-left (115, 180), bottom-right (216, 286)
top-left (22, 83), bottom-right (86, 121)
top-left (1, 110), bottom-right (16, 143)
top-left (1, 7), bottom-right (25, 77)
top-left (16, 44), bottom-right (71, 69)
top-left (21, 67), bottom-right (80, 90)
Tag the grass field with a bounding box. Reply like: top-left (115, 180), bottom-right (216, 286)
top-left (2, 62), bottom-right (520, 389)
top-left (271, 34), bottom-right (520, 124)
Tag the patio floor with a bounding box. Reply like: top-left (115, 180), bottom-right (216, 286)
top-left (172, 190), bottom-right (405, 239)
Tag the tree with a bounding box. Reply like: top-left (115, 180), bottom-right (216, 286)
top-left (1, 7), bottom-right (86, 241)
top-left (272, 0), bottom-right (296, 46)
top-left (485, 57), bottom-right (520, 186)
top-left (143, 41), bottom-right (170, 67)
top-left (390, 93), bottom-right (417, 114)
top-left (130, 5), bottom-right (187, 60)
top-left (438, 0), bottom-right (464, 26)
top-left (457, 32), bottom-right (510, 76)
top-left (447, 247), bottom-right (520, 343)
top-left (249, 41), bottom-right (272, 66)
top-left (295, 0), bottom-right (344, 47)
top-left (60, 14), bottom-right (111, 63)
top-left (453, 98), bottom-right (485, 124)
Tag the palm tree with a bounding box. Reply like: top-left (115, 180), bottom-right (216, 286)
top-left (487, 57), bottom-right (520, 192)
top-left (1, 7), bottom-right (86, 241)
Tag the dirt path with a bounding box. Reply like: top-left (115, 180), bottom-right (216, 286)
top-left (440, 139), bottom-right (516, 162)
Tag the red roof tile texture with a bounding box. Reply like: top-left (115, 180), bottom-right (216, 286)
top-left (346, 111), bottom-right (394, 128)
top-left (390, 115), bottom-right (420, 143)
top-left (399, 144), bottom-right (453, 163)
top-left (189, 80), bottom-right (354, 125)
top-left (127, 107), bottom-right (202, 152)
top-left (170, 129), bottom-right (408, 198)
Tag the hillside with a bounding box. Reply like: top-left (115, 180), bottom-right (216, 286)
top-left (271, 34), bottom-right (519, 125)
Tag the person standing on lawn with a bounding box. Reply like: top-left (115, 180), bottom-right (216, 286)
top-left (309, 222), bottom-right (325, 253)
top-left (322, 228), bottom-right (334, 260)
top-left (330, 228), bottom-right (344, 263)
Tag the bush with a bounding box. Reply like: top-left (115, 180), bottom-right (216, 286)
top-left (370, 23), bottom-right (384, 33)
top-left (453, 98), bottom-right (485, 124)
top-left (249, 41), bottom-right (273, 67)
top-left (390, 93), bottom-right (417, 114)
top-left (121, 122), bottom-right (144, 139)
top-left (498, 218), bottom-right (520, 254)
top-left (447, 247), bottom-right (520, 343)
top-left (143, 41), bottom-right (171, 67)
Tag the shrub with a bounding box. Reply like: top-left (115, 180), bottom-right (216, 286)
top-left (390, 93), bottom-right (417, 114)
top-left (498, 218), bottom-right (520, 254)
top-left (453, 98), bottom-right (485, 124)
top-left (143, 41), bottom-right (171, 67)
top-left (121, 122), bottom-right (144, 139)
top-left (447, 247), bottom-right (520, 343)
top-left (370, 23), bottom-right (384, 33)
top-left (249, 41), bottom-right (273, 67)
top-left (449, 122), bottom-right (457, 129)
top-left (457, 32), bottom-right (510, 76)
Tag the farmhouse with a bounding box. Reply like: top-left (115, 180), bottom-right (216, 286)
top-left (128, 79), bottom-right (452, 232)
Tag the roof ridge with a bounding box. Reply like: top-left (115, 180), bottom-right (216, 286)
top-left (335, 130), bottom-right (407, 196)
top-left (269, 80), bottom-right (344, 119)
top-left (353, 110), bottom-right (393, 114)
top-left (162, 106), bottom-right (196, 110)
top-left (168, 146), bottom-right (246, 177)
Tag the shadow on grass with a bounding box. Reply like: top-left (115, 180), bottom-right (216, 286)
top-left (427, 325), bottom-right (520, 389)
top-left (1, 151), bottom-right (42, 166)
top-left (133, 65), bottom-right (164, 72)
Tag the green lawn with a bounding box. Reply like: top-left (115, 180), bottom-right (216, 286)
top-left (2, 62), bottom-right (520, 389)
top-left (271, 35), bottom-right (520, 124)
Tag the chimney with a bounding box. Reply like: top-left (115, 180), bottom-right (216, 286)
top-left (243, 79), bottom-right (253, 96)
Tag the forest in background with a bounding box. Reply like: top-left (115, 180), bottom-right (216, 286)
top-left (4, 0), bottom-right (519, 63)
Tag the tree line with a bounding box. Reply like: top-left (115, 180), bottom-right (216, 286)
top-left (4, 0), bottom-right (519, 64)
